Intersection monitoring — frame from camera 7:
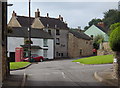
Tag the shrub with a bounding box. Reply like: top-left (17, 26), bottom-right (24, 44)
top-left (109, 26), bottom-right (120, 52)
top-left (24, 40), bottom-right (33, 44)
top-left (109, 22), bottom-right (120, 35)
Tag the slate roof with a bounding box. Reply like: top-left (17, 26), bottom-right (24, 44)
top-left (69, 30), bottom-right (91, 40)
top-left (16, 16), bottom-right (69, 30)
top-left (95, 25), bottom-right (108, 33)
top-left (7, 27), bottom-right (53, 39)
top-left (84, 25), bottom-right (108, 34)
top-left (16, 16), bottom-right (34, 27)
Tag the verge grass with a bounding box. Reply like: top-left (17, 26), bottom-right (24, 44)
top-left (72, 55), bottom-right (113, 64)
top-left (10, 62), bottom-right (31, 70)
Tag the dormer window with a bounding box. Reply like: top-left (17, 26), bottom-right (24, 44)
top-left (47, 24), bottom-right (49, 28)
top-left (55, 25), bottom-right (57, 28)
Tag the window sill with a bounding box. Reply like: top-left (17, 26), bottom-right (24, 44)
top-left (43, 46), bottom-right (48, 47)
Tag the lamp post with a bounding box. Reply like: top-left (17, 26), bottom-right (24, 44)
top-left (28, 0), bottom-right (31, 61)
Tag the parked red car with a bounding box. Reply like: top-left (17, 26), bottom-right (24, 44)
top-left (22, 54), bottom-right (44, 62)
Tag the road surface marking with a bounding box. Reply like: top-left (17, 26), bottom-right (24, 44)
top-left (62, 72), bottom-right (66, 78)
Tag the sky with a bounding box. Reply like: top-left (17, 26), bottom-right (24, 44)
top-left (8, 0), bottom-right (119, 29)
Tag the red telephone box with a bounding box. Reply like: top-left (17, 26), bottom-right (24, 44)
top-left (15, 47), bottom-right (23, 62)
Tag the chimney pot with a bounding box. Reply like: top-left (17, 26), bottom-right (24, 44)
top-left (97, 22), bottom-right (105, 28)
top-left (35, 9), bottom-right (40, 18)
top-left (47, 13), bottom-right (49, 18)
top-left (12, 11), bottom-right (17, 17)
top-left (59, 15), bottom-right (63, 21)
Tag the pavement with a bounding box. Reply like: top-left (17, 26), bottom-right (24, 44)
top-left (1, 72), bottom-right (27, 88)
top-left (94, 67), bottom-right (118, 87)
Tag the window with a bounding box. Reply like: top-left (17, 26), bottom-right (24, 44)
top-left (43, 28), bottom-right (48, 32)
top-left (56, 52), bottom-right (59, 56)
top-left (86, 41), bottom-right (88, 44)
top-left (56, 30), bottom-right (60, 35)
top-left (43, 49), bottom-right (48, 58)
top-left (80, 49), bottom-right (82, 55)
top-left (56, 38), bottom-right (60, 45)
top-left (48, 30), bottom-right (51, 35)
top-left (61, 53), bottom-right (63, 57)
top-left (43, 39), bottom-right (48, 47)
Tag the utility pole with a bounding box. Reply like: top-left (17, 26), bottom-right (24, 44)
top-left (28, 0), bottom-right (31, 61)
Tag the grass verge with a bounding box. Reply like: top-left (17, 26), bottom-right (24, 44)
top-left (10, 62), bottom-right (31, 70)
top-left (72, 55), bottom-right (113, 64)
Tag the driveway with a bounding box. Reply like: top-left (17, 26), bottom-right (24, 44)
top-left (24, 58), bottom-right (114, 87)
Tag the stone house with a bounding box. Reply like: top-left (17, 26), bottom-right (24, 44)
top-left (0, 0), bottom-right (9, 85)
top-left (8, 9), bottom-right (69, 59)
top-left (7, 27), bottom-right (54, 61)
top-left (68, 30), bottom-right (93, 58)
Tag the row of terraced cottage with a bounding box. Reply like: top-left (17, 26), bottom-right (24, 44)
top-left (7, 9), bottom-right (93, 61)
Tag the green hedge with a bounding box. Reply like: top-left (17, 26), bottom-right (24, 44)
top-left (109, 26), bottom-right (120, 52)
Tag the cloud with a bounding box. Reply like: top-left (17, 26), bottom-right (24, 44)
top-left (8, 2), bottom-right (118, 29)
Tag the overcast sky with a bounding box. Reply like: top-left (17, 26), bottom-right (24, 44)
top-left (8, 1), bottom-right (119, 29)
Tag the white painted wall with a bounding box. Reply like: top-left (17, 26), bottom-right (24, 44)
top-left (47, 39), bottom-right (54, 59)
top-left (31, 38), bottom-right (54, 59)
top-left (8, 37), bottom-right (54, 59)
top-left (7, 37), bottom-right (24, 57)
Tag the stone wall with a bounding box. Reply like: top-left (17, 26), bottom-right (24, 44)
top-left (68, 33), bottom-right (93, 58)
top-left (97, 49), bottom-right (114, 56)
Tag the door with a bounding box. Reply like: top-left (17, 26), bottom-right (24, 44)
top-left (9, 52), bottom-right (15, 62)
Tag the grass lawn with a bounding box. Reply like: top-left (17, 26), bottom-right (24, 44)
top-left (72, 55), bottom-right (113, 64)
top-left (10, 62), bottom-right (31, 70)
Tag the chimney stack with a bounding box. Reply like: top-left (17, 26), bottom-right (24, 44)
top-left (47, 13), bottom-right (49, 18)
top-left (12, 11), bottom-right (17, 17)
top-left (35, 9), bottom-right (40, 18)
top-left (97, 22), bottom-right (105, 28)
top-left (59, 15), bottom-right (63, 21)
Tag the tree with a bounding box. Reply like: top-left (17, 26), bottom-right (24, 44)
top-left (84, 18), bottom-right (102, 31)
top-left (88, 18), bottom-right (102, 27)
top-left (109, 25), bottom-right (120, 87)
top-left (103, 9), bottom-right (120, 30)
top-left (109, 22), bottom-right (120, 34)
top-left (93, 35), bottom-right (104, 50)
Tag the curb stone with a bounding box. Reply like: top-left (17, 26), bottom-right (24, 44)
top-left (10, 63), bottom-right (32, 71)
top-left (94, 72), bottom-right (117, 86)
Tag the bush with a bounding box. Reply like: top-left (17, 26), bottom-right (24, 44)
top-left (109, 26), bottom-right (120, 52)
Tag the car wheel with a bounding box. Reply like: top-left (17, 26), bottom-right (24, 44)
top-left (40, 59), bottom-right (43, 62)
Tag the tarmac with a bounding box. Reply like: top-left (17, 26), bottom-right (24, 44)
top-left (1, 64), bottom-right (118, 88)
top-left (94, 67), bottom-right (118, 87)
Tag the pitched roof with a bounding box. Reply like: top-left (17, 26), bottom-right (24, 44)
top-left (16, 16), bottom-right (34, 27)
top-left (95, 25), bottom-right (108, 33)
top-left (7, 27), bottom-right (53, 39)
top-left (16, 16), bottom-right (69, 30)
top-left (69, 30), bottom-right (91, 40)
top-left (84, 25), bottom-right (108, 34)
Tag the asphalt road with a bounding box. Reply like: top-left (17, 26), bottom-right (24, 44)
top-left (24, 58), bottom-right (114, 87)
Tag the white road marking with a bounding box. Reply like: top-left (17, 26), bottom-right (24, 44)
top-left (62, 72), bottom-right (66, 78)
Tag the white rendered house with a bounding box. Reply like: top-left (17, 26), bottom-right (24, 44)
top-left (7, 27), bottom-right (54, 61)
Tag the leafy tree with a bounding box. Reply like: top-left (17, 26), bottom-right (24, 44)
top-left (109, 26), bottom-right (120, 52)
top-left (93, 35), bottom-right (104, 50)
top-left (88, 19), bottom-right (102, 27)
top-left (84, 18), bottom-right (102, 31)
top-left (103, 9), bottom-right (120, 29)
top-left (109, 22), bottom-right (120, 34)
